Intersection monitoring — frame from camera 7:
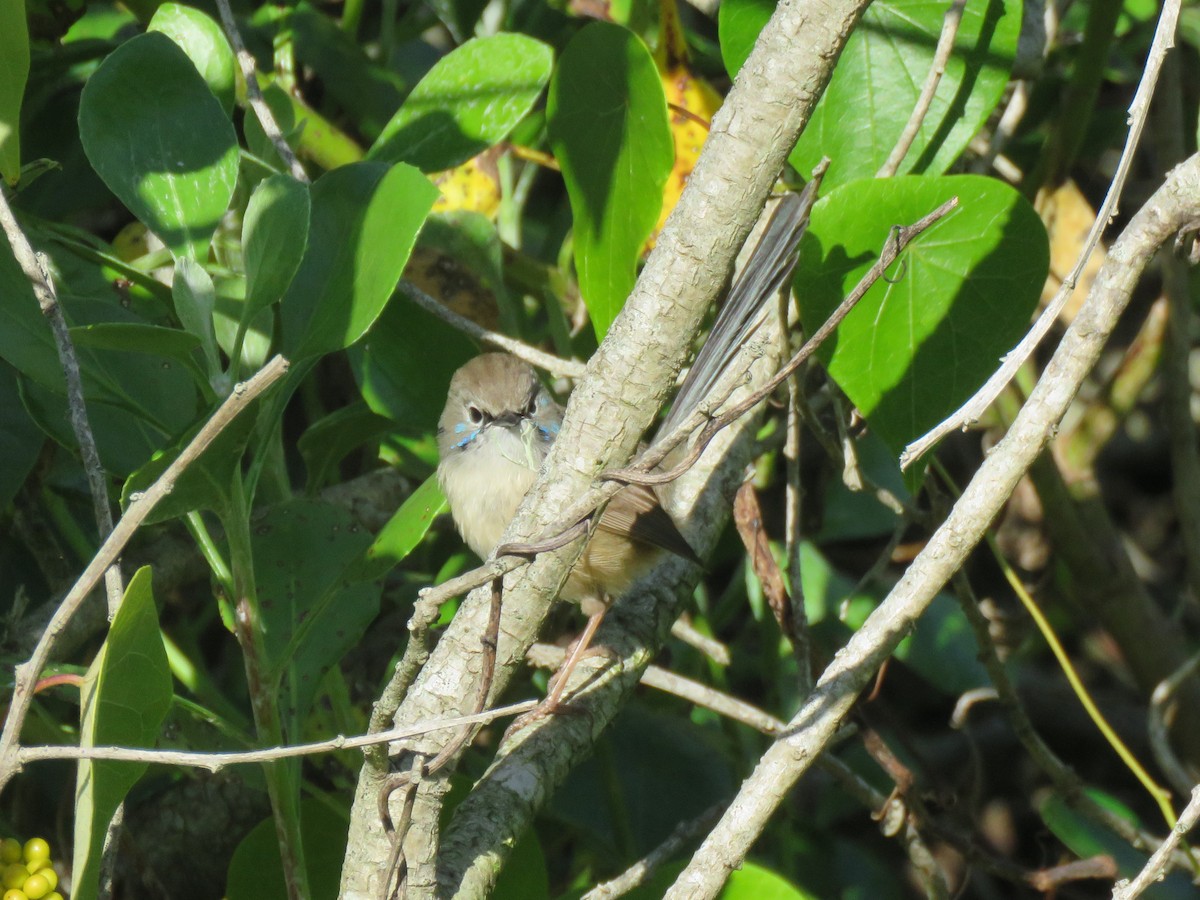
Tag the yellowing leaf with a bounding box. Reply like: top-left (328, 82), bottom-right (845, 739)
top-left (430, 148), bottom-right (502, 219)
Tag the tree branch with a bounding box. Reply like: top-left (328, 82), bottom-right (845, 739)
top-left (664, 149), bottom-right (1200, 899)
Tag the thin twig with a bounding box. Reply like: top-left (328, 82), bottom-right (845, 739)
top-left (608, 198), bottom-right (960, 488)
top-left (18, 699), bottom-right (535, 768)
top-left (213, 0), bottom-right (309, 183)
top-left (379, 576), bottom-right (508, 892)
top-left (782, 296), bottom-right (811, 693)
top-left (950, 573), bottom-right (1165, 854)
top-left (876, 0), bottom-right (966, 178)
top-left (668, 618), bottom-right (731, 666)
top-left (1148, 652), bottom-right (1200, 798)
top-left (582, 804), bottom-right (725, 900)
top-left (0, 186), bottom-right (124, 614)
top-left (1113, 785), bottom-right (1200, 899)
top-left (901, 0), bottom-right (1182, 468)
top-left (0, 355), bottom-right (291, 794)
top-left (400, 281), bottom-right (587, 379)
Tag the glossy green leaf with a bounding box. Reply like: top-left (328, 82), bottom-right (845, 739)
top-left (795, 175), bottom-right (1047, 459)
top-left (119, 397), bottom-right (260, 522)
top-left (79, 32), bottom-right (239, 261)
top-left (717, 0), bottom-right (773, 80)
top-left (69, 322), bottom-right (209, 390)
top-left (279, 161), bottom-right (437, 361)
top-left (243, 174), bottom-right (310, 328)
top-left (172, 257), bottom-right (221, 380)
top-left (0, 0), bottom-right (30, 184)
top-left (353, 474), bottom-right (448, 581)
top-left (721, 863), bottom-right (815, 899)
top-left (3, 279), bottom-right (200, 476)
top-left (297, 402), bottom-right (394, 493)
top-left (548, 22), bottom-right (672, 339)
top-left (226, 798), bottom-right (347, 900)
top-left (722, 0), bottom-right (1021, 188)
top-left (355, 292), bottom-right (477, 432)
top-left (148, 2), bottom-right (235, 113)
top-left (73, 566), bottom-right (172, 900)
top-left (253, 499), bottom-right (380, 733)
top-left (369, 34), bottom-right (553, 172)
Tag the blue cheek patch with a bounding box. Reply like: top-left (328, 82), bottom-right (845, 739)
top-left (453, 427), bottom-right (481, 449)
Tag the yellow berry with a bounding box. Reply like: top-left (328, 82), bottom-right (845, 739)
top-left (19, 874), bottom-right (47, 900)
top-left (0, 842), bottom-right (18, 864)
top-left (1, 864), bottom-right (27, 889)
top-left (18, 842), bottom-right (46, 867)
top-left (25, 870), bottom-right (49, 892)
top-left (46, 894), bottom-right (62, 900)
top-left (2, 889), bottom-right (25, 900)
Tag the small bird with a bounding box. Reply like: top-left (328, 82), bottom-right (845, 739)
top-left (436, 191), bottom-right (812, 708)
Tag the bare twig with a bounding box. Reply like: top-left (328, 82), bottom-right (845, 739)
top-left (581, 804), bottom-right (724, 900)
top-left (665, 145), bottom-right (1200, 900)
top-left (901, 0), bottom-right (1183, 468)
top-left (782, 296), bottom-right (811, 694)
top-left (1113, 785), bottom-right (1200, 899)
top-left (0, 355), bottom-right (291, 795)
top-left (609, 198), bottom-right (960, 488)
top-left (400, 281), bottom-right (587, 379)
top-left (213, 0), bottom-right (309, 183)
top-left (380, 575), bottom-right (507, 895)
top-left (1149, 652), bottom-right (1200, 797)
top-left (876, 0), bottom-right (966, 178)
top-left (950, 574), bottom-right (1164, 853)
top-left (19, 699), bottom-right (535, 768)
top-left (669, 618), bottom-right (731, 667)
top-left (0, 186), bottom-right (123, 613)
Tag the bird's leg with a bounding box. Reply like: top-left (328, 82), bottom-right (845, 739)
top-left (545, 603), bottom-right (610, 711)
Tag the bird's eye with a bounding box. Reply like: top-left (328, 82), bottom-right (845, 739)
top-left (524, 394), bottom-right (539, 416)
top-left (467, 405), bottom-right (483, 424)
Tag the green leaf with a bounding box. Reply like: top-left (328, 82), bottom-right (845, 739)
top-left (721, 0), bottom-right (1021, 188)
top-left (172, 258), bottom-right (222, 381)
top-left (721, 863), bottom-right (816, 900)
top-left (69, 322), bottom-right (210, 391)
top-left (226, 798), bottom-right (348, 900)
top-left (120, 398), bottom-right (261, 522)
top-left (0, 363), bottom-right (42, 508)
top-left (352, 474), bottom-right (448, 581)
top-left (243, 174), bottom-right (310, 329)
top-left (795, 175), bottom-right (1047, 459)
top-left (548, 22), bottom-right (672, 340)
top-left (354, 292), bottom-right (478, 433)
top-left (148, 2), bottom-right (236, 114)
top-left (800, 0), bottom-right (1020, 186)
top-left (279, 161), bottom-right (437, 361)
top-left (369, 34), bottom-right (553, 173)
top-left (717, 0), bottom-right (774, 80)
top-left (1039, 792), bottom-right (1196, 898)
top-left (253, 499), bottom-right (380, 734)
top-left (0, 0), bottom-right (30, 184)
top-left (72, 566), bottom-right (172, 900)
top-left (78, 32), bottom-right (239, 261)
top-left (297, 402), bottom-right (394, 494)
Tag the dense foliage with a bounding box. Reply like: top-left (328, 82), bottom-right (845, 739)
top-left (0, 0), bottom-right (1198, 897)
